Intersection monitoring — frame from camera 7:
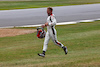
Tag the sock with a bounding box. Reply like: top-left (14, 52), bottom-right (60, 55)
top-left (62, 46), bottom-right (65, 50)
top-left (42, 51), bottom-right (45, 55)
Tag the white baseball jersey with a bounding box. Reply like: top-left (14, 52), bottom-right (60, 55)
top-left (43, 14), bottom-right (64, 51)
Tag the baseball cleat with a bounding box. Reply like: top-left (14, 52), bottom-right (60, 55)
top-left (63, 46), bottom-right (68, 55)
top-left (38, 53), bottom-right (45, 57)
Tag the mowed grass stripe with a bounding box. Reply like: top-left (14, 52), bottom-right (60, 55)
top-left (0, 21), bottom-right (100, 67)
top-left (0, 47), bottom-right (100, 67)
top-left (0, 0), bottom-right (100, 10)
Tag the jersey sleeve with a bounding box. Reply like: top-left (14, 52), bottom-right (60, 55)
top-left (48, 16), bottom-right (57, 26)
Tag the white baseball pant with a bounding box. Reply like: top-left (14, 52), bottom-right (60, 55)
top-left (43, 26), bottom-right (64, 51)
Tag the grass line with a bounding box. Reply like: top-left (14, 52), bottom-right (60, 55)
top-left (0, 0), bottom-right (100, 10)
top-left (0, 21), bottom-right (100, 67)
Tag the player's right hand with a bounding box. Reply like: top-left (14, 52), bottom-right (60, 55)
top-left (42, 25), bottom-right (45, 28)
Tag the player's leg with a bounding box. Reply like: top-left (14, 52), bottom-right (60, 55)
top-left (43, 31), bottom-right (50, 52)
top-left (50, 30), bottom-right (64, 47)
top-left (50, 28), bottom-right (68, 54)
top-left (38, 31), bottom-right (50, 57)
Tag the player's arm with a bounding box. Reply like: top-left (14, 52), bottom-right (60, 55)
top-left (41, 22), bottom-right (49, 28)
top-left (42, 23), bottom-right (48, 28)
top-left (42, 16), bottom-right (56, 28)
top-left (48, 16), bottom-right (56, 26)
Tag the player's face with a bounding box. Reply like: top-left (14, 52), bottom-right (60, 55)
top-left (47, 9), bottom-right (52, 16)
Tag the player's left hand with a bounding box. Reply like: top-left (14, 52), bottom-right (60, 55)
top-left (45, 22), bottom-right (49, 26)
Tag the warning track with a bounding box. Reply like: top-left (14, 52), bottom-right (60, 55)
top-left (0, 29), bottom-right (36, 37)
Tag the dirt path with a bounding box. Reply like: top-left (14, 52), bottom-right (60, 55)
top-left (0, 29), bottom-right (36, 37)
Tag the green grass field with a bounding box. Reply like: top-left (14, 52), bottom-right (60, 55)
top-left (0, 21), bottom-right (100, 67)
top-left (0, 0), bottom-right (100, 10)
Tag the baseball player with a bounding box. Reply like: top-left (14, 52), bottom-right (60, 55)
top-left (38, 7), bottom-right (68, 57)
